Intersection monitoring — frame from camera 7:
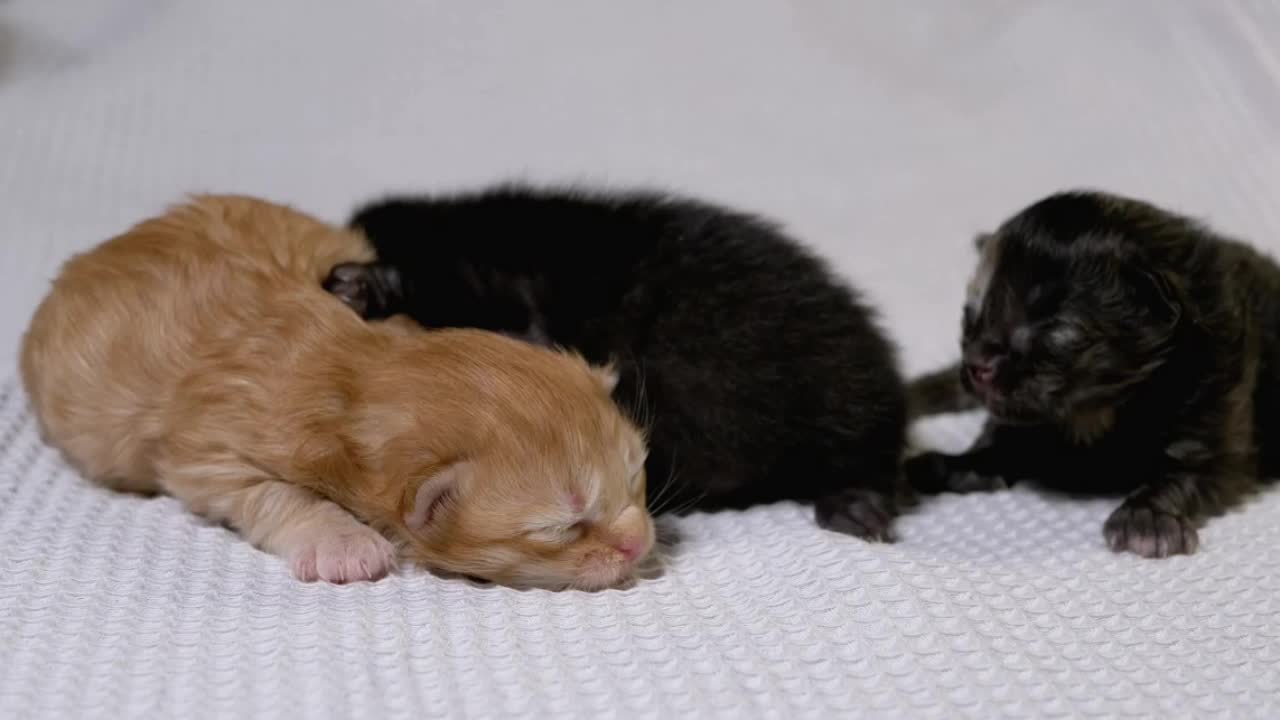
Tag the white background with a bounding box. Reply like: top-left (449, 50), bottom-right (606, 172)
top-left (3, 1), bottom-right (1279, 374)
top-left (2, 3), bottom-right (1279, 718)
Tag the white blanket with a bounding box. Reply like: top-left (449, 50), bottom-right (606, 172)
top-left (2, 1), bottom-right (1278, 717)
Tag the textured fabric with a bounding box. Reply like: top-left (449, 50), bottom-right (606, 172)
top-left (3, 384), bottom-right (1279, 719)
top-left (3, 1), bottom-right (1280, 718)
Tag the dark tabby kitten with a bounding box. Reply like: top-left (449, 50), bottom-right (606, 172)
top-left (323, 184), bottom-right (907, 540)
top-left (906, 190), bottom-right (1280, 557)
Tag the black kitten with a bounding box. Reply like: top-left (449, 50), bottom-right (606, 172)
top-left (906, 190), bottom-right (1280, 557)
top-left (324, 184), bottom-right (907, 540)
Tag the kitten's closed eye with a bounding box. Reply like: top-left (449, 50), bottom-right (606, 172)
top-left (527, 521), bottom-right (586, 545)
top-left (1010, 326), bottom-right (1034, 353)
top-left (1011, 316), bottom-right (1083, 356)
top-left (1045, 320), bottom-right (1083, 350)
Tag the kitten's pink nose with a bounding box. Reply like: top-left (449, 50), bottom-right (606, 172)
top-left (614, 537), bottom-right (647, 563)
top-left (966, 358), bottom-right (1000, 388)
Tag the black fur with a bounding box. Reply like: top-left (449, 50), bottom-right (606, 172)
top-left (324, 184), bottom-right (908, 540)
top-left (906, 190), bottom-right (1280, 556)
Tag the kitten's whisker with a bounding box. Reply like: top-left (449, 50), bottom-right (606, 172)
top-left (661, 490), bottom-right (707, 518)
top-left (647, 467), bottom-right (679, 514)
top-left (628, 358), bottom-right (654, 436)
top-left (647, 462), bottom-right (685, 515)
top-left (652, 472), bottom-right (704, 517)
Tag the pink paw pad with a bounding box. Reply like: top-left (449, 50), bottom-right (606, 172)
top-left (290, 528), bottom-right (398, 584)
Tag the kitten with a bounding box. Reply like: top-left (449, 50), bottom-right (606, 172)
top-left (21, 195), bottom-right (654, 589)
top-left (323, 184), bottom-right (908, 540)
top-left (905, 190), bottom-right (1280, 557)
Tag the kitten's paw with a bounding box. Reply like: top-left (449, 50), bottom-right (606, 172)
top-left (290, 526), bottom-right (398, 584)
top-left (815, 489), bottom-right (896, 542)
top-left (904, 452), bottom-right (1006, 494)
top-left (903, 452), bottom-right (948, 493)
top-left (948, 470), bottom-right (1008, 493)
top-left (323, 262), bottom-right (371, 316)
top-left (1103, 503), bottom-right (1199, 558)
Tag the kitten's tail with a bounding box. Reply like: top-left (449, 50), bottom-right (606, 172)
top-left (907, 362), bottom-right (979, 419)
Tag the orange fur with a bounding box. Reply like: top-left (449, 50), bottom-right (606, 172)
top-left (20, 195), bottom-right (654, 589)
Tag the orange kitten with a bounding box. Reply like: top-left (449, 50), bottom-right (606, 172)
top-left (21, 195), bottom-right (654, 589)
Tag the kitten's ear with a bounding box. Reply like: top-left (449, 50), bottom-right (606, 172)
top-left (591, 362), bottom-right (619, 394)
top-left (974, 232), bottom-right (994, 252)
top-left (404, 461), bottom-right (469, 531)
top-left (324, 262), bottom-right (403, 319)
top-left (1133, 267), bottom-right (1184, 326)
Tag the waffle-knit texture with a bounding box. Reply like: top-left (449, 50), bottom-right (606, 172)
top-left (3, 1), bottom-right (1280, 717)
top-left (2, 385), bottom-right (1279, 719)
